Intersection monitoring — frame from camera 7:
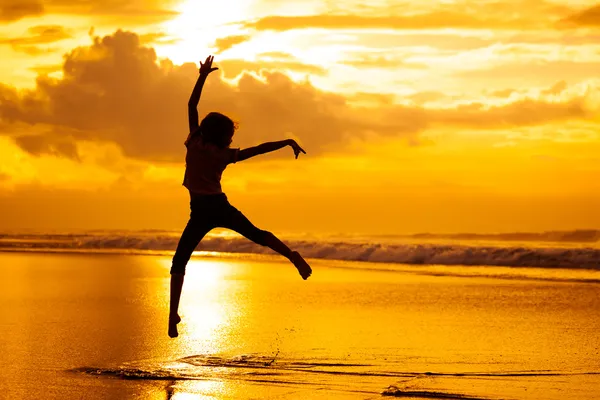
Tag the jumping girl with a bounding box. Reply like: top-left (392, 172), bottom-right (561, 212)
top-left (169, 55), bottom-right (313, 338)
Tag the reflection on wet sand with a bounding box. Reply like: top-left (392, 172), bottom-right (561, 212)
top-left (2, 253), bottom-right (599, 399)
top-left (165, 379), bottom-right (228, 400)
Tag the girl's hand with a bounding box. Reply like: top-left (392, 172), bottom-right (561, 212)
top-left (199, 55), bottom-right (218, 76)
top-left (289, 140), bottom-right (306, 159)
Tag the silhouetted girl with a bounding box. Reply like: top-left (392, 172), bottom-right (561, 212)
top-left (169, 55), bottom-right (312, 338)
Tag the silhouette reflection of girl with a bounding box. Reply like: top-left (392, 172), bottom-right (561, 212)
top-left (168, 56), bottom-right (312, 338)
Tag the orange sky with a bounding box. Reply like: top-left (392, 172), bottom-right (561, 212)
top-left (0, 0), bottom-right (599, 234)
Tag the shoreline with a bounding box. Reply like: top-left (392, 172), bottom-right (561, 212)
top-left (1, 249), bottom-right (599, 284)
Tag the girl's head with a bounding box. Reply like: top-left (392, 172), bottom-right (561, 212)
top-left (199, 112), bottom-right (237, 148)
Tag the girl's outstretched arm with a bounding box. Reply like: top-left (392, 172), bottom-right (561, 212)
top-left (188, 55), bottom-right (218, 133)
top-left (238, 139), bottom-right (306, 162)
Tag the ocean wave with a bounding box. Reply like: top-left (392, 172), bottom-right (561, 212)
top-left (1, 232), bottom-right (599, 270)
top-left (408, 229), bottom-right (600, 243)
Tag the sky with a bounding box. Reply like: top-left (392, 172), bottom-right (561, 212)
top-left (0, 0), bottom-right (599, 234)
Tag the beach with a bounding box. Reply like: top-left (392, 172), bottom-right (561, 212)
top-left (0, 250), bottom-right (599, 399)
top-left (3, 2), bottom-right (600, 398)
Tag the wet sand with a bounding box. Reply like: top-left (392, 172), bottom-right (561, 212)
top-left (0, 252), bottom-right (598, 399)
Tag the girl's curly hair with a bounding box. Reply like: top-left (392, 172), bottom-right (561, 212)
top-left (187, 112), bottom-right (237, 148)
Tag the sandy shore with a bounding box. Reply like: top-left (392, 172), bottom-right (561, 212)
top-left (0, 252), bottom-right (598, 399)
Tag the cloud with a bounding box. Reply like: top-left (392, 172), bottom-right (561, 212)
top-left (257, 52), bottom-right (297, 60)
top-left (245, 14), bottom-right (484, 31)
top-left (7, 45), bottom-right (60, 55)
top-left (542, 80), bottom-right (568, 96)
top-left (490, 88), bottom-right (519, 98)
top-left (408, 91), bottom-right (449, 105)
top-left (0, 25), bottom-right (71, 54)
top-left (14, 133), bottom-right (79, 159)
top-left (341, 54), bottom-right (427, 69)
top-left (4, 25), bottom-right (71, 44)
top-left (138, 32), bottom-right (180, 46)
top-left (242, 10), bottom-right (556, 33)
top-left (0, 0), bottom-right (179, 24)
top-left (347, 92), bottom-right (397, 107)
top-left (238, 2), bottom-right (579, 34)
top-left (455, 61), bottom-right (600, 88)
top-left (0, 1), bottom-right (43, 22)
top-left (563, 4), bottom-right (600, 27)
top-left (218, 59), bottom-right (327, 78)
top-left (0, 30), bottom-right (596, 163)
top-left (212, 35), bottom-right (252, 53)
top-left (431, 97), bottom-right (587, 128)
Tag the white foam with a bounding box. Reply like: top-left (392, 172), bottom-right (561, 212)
top-left (0, 232), bottom-right (598, 270)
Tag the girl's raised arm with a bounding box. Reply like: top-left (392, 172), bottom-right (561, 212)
top-left (188, 55), bottom-right (219, 133)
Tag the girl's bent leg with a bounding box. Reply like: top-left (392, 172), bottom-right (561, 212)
top-left (220, 207), bottom-right (291, 258)
top-left (261, 231), bottom-right (293, 259)
top-left (221, 206), bottom-right (312, 279)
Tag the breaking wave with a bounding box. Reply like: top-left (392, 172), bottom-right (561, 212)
top-left (408, 230), bottom-right (600, 243)
top-left (1, 230), bottom-right (599, 270)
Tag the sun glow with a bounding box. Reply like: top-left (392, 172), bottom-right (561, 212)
top-left (158, 0), bottom-right (253, 64)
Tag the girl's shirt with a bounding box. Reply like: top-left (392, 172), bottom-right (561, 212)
top-left (183, 136), bottom-right (239, 195)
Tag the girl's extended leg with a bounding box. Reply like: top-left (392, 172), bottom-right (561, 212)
top-left (220, 205), bottom-right (312, 280)
top-left (169, 219), bottom-right (213, 337)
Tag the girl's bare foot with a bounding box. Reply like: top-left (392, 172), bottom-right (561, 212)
top-left (168, 314), bottom-right (181, 338)
top-left (290, 251), bottom-right (312, 280)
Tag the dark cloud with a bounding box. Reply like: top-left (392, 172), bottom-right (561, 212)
top-left (0, 30), bottom-right (594, 162)
top-left (563, 4), bottom-right (600, 26)
top-left (14, 134), bottom-right (79, 160)
top-left (0, 1), bottom-right (43, 22)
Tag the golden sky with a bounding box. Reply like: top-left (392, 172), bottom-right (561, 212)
top-left (0, 0), bottom-right (599, 234)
